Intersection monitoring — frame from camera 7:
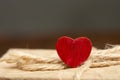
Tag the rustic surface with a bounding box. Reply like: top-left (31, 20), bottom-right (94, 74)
top-left (0, 49), bottom-right (120, 80)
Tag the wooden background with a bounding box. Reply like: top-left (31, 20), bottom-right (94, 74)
top-left (0, 32), bottom-right (120, 57)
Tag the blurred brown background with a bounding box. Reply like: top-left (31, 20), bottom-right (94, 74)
top-left (0, 0), bottom-right (120, 57)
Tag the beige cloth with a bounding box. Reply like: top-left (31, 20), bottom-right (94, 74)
top-left (0, 62), bottom-right (120, 80)
top-left (0, 46), bottom-right (120, 80)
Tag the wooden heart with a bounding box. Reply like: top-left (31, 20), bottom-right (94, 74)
top-left (56, 36), bottom-right (92, 68)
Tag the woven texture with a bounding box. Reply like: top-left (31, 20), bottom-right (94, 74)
top-left (0, 45), bottom-right (120, 80)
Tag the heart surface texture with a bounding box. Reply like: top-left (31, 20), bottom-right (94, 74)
top-left (56, 36), bottom-right (92, 68)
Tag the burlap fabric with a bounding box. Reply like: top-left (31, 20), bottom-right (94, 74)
top-left (0, 45), bottom-right (120, 80)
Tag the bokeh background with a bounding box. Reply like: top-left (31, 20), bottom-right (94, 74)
top-left (0, 0), bottom-right (120, 56)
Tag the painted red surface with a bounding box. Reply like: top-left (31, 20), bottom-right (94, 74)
top-left (56, 36), bottom-right (92, 68)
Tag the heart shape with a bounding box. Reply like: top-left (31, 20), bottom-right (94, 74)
top-left (56, 36), bottom-right (92, 68)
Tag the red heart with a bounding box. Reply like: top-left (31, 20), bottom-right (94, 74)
top-left (56, 36), bottom-right (92, 68)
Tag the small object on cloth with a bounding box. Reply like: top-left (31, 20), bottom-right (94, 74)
top-left (56, 36), bottom-right (92, 68)
top-left (1, 47), bottom-right (120, 80)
